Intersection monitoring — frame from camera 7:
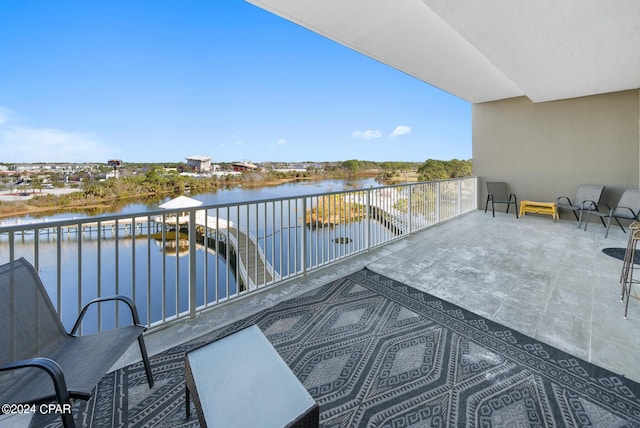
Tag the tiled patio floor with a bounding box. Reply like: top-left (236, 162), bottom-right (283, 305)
top-left (141, 209), bottom-right (640, 383)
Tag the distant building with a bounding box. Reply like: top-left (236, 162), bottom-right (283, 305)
top-left (107, 159), bottom-right (122, 179)
top-left (231, 161), bottom-right (258, 172)
top-left (186, 156), bottom-right (213, 173)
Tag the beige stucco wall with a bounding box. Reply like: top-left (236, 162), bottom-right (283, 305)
top-left (473, 90), bottom-right (640, 216)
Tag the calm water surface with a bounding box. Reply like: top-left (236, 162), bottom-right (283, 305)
top-left (3, 178), bottom-right (388, 332)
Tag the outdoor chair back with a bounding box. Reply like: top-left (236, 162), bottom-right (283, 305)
top-left (556, 184), bottom-right (605, 228)
top-left (611, 189), bottom-right (640, 220)
top-left (0, 257), bottom-right (154, 428)
top-left (583, 189), bottom-right (640, 238)
top-left (0, 260), bottom-right (69, 364)
top-left (484, 181), bottom-right (518, 218)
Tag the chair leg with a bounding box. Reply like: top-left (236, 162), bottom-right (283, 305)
top-left (138, 335), bottom-right (154, 388)
top-left (598, 215), bottom-right (606, 227)
top-left (514, 198), bottom-right (519, 218)
top-left (186, 385), bottom-right (191, 418)
top-left (578, 209), bottom-right (584, 228)
top-left (621, 246), bottom-right (632, 299)
top-left (615, 217), bottom-right (626, 234)
top-left (60, 410), bottom-right (76, 428)
top-left (605, 216), bottom-right (614, 239)
top-left (484, 196), bottom-right (490, 214)
top-left (583, 211), bottom-right (591, 231)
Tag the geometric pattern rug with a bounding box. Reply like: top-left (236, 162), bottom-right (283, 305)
top-left (603, 247), bottom-right (640, 265)
top-left (33, 268), bottom-right (640, 427)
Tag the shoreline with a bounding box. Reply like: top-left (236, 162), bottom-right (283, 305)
top-left (0, 174), bottom-right (387, 220)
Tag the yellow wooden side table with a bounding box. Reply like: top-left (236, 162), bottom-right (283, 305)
top-left (519, 200), bottom-right (559, 220)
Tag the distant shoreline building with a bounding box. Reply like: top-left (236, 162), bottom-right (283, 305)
top-left (231, 161), bottom-right (258, 172)
top-left (185, 156), bottom-right (213, 173)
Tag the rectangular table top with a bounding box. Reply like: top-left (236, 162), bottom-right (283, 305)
top-left (185, 324), bottom-right (317, 427)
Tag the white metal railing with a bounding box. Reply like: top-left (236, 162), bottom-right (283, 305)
top-left (0, 177), bottom-right (477, 334)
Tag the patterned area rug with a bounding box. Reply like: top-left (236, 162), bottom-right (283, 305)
top-left (34, 268), bottom-right (640, 427)
top-left (603, 247), bottom-right (640, 264)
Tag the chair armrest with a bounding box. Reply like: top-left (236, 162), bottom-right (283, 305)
top-left (557, 196), bottom-right (572, 205)
top-left (71, 295), bottom-right (145, 335)
top-left (613, 206), bottom-right (639, 219)
top-left (592, 201), bottom-right (611, 212)
top-left (580, 199), bottom-right (601, 210)
top-left (0, 357), bottom-right (71, 406)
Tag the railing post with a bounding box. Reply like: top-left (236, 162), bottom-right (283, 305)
top-left (407, 185), bottom-right (412, 235)
top-left (457, 179), bottom-right (462, 216)
top-left (188, 209), bottom-right (197, 319)
top-left (8, 231), bottom-right (14, 265)
top-left (474, 177), bottom-right (479, 210)
top-left (301, 197), bottom-right (307, 276)
top-left (77, 225), bottom-right (83, 333)
top-left (366, 188), bottom-right (371, 251)
top-left (436, 181), bottom-right (441, 224)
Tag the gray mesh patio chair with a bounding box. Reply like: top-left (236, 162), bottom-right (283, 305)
top-left (583, 189), bottom-right (640, 238)
top-left (484, 181), bottom-right (518, 218)
top-left (0, 258), bottom-right (154, 428)
top-left (556, 184), bottom-right (605, 228)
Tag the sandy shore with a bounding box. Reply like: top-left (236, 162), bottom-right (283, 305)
top-left (0, 187), bottom-right (81, 202)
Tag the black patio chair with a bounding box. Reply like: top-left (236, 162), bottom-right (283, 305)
top-left (583, 189), bottom-right (640, 238)
top-left (0, 258), bottom-right (154, 428)
top-left (556, 184), bottom-right (605, 228)
top-left (484, 181), bottom-right (518, 218)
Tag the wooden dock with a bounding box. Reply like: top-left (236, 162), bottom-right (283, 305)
top-left (227, 227), bottom-right (274, 290)
top-left (191, 212), bottom-right (275, 290)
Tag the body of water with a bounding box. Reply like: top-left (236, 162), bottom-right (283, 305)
top-left (1, 177), bottom-right (394, 332)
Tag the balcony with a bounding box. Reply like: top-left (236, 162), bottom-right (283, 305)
top-left (138, 208), bottom-right (639, 379)
top-left (2, 179), bottom-right (640, 426)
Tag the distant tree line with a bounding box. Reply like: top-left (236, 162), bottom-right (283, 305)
top-left (1, 159), bottom-right (473, 216)
top-left (417, 159), bottom-right (472, 181)
top-left (340, 160), bottom-right (419, 173)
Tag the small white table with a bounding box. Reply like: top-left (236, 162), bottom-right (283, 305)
top-left (185, 324), bottom-right (319, 428)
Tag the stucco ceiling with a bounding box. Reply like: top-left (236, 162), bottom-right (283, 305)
top-left (246, 0), bottom-right (640, 103)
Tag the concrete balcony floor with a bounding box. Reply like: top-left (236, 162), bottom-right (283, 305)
top-left (141, 208), bottom-right (640, 383)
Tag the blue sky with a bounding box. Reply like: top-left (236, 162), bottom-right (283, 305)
top-left (0, 1), bottom-right (471, 164)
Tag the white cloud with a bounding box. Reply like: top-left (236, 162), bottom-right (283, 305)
top-left (352, 130), bottom-right (382, 140)
top-left (269, 138), bottom-right (287, 148)
top-left (390, 125), bottom-right (411, 139)
top-left (0, 106), bottom-right (113, 162)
